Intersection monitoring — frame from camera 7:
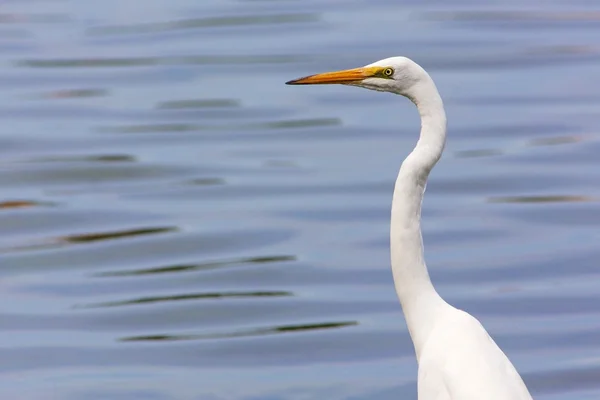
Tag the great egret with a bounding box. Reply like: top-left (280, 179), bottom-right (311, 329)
top-left (286, 57), bottom-right (533, 399)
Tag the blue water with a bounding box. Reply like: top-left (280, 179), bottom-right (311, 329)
top-left (0, 0), bottom-right (599, 399)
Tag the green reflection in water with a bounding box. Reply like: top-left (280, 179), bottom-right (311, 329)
top-left (17, 54), bottom-right (307, 68)
top-left (454, 148), bottom-right (503, 158)
top-left (62, 226), bottom-right (177, 244)
top-left (261, 118), bottom-right (341, 129)
top-left (27, 154), bottom-right (136, 163)
top-left (157, 99), bottom-right (240, 110)
top-left (97, 124), bottom-right (201, 133)
top-left (77, 290), bottom-right (292, 309)
top-left (1, 226), bottom-right (177, 254)
top-left (187, 177), bottom-right (225, 186)
top-left (119, 321), bottom-right (358, 342)
top-left (528, 135), bottom-right (582, 147)
top-left (98, 118), bottom-right (341, 134)
top-left (18, 57), bottom-right (157, 68)
top-left (86, 13), bottom-right (319, 36)
top-left (455, 134), bottom-right (583, 159)
top-left (424, 10), bottom-right (600, 22)
top-left (95, 255), bottom-right (296, 277)
top-left (488, 195), bottom-right (593, 204)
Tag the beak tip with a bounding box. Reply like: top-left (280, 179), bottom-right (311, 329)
top-left (285, 78), bottom-right (303, 85)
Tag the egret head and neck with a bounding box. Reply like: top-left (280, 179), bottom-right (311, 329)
top-left (286, 56), bottom-right (449, 358)
top-left (286, 55), bottom-right (446, 182)
top-left (286, 56), bottom-right (446, 171)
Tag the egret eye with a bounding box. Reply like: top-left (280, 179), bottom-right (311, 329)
top-left (383, 68), bottom-right (394, 77)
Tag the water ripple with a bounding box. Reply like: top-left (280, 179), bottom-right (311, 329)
top-left (119, 321), bottom-right (356, 342)
top-left (0, 0), bottom-right (598, 398)
top-left (87, 13), bottom-right (320, 36)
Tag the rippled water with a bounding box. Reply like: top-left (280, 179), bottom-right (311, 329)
top-left (1, 0), bottom-right (600, 399)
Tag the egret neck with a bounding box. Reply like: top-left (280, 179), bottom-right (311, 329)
top-left (390, 74), bottom-right (447, 361)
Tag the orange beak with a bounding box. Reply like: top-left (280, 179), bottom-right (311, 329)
top-left (286, 66), bottom-right (381, 85)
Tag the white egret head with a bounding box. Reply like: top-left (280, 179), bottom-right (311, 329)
top-left (286, 56), bottom-right (429, 99)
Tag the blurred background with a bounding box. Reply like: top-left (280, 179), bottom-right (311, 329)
top-left (0, 0), bottom-right (599, 399)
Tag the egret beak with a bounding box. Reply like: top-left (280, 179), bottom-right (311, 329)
top-left (286, 66), bottom-right (382, 85)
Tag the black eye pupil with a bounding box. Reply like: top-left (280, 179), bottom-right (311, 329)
top-left (385, 68), bottom-right (393, 76)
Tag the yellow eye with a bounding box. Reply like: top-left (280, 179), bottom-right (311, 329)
top-left (383, 68), bottom-right (394, 77)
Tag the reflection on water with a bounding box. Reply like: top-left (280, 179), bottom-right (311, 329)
top-left (120, 321), bottom-right (358, 342)
top-left (80, 290), bottom-right (293, 309)
top-left (0, 200), bottom-right (52, 209)
top-left (425, 10), bottom-right (600, 23)
top-left (488, 195), bottom-right (593, 204)
top-left (38, 88), bottom-right (108, 100)
top-left (27, 154), bottom-right (137, 163)
top-left (0, 0), bottom-right (599, 399)
top-left (87, 13), bottom-right (320, 36)
top-left (17, 54), bottom-right (309, 68)
top-left (97, 117), bottom-right (340, 134)
top-left (95, 255), bottom-right (296, 277)
top-left (156, 99), bottom-right (241, 109)
top-left (528, 135), bottom-right (584, 146)
top-left (454, 148), bottom-right (504, 158)
top-left (62, 227), bottom-right (178, 244)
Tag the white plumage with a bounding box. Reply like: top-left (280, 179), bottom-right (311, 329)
top-left (287, 56), bottom-right (534, 399)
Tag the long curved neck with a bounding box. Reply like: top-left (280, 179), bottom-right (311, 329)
top-left (390, 76), bottom-right (447, 360)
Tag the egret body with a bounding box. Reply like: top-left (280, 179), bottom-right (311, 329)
top-left (286, 57), bottom-right (533, 400)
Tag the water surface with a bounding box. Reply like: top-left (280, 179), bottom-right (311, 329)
top-left (0, 0), bottom-right (599, 399)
